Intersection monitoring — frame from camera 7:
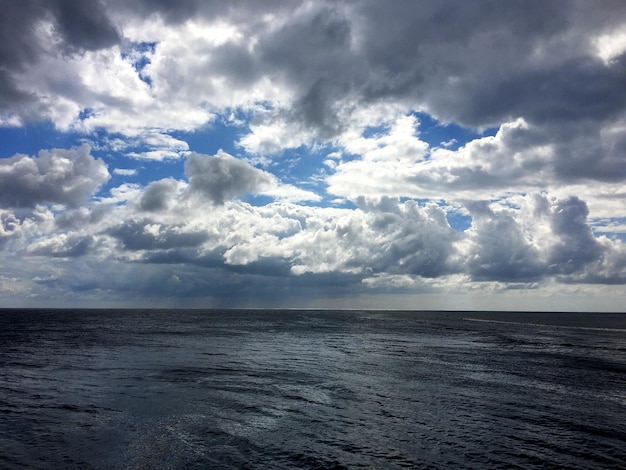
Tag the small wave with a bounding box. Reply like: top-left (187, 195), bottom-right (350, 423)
top-left (462, 317), bottom-right (626, 332)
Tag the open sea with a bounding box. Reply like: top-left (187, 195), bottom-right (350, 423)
top-left (1, 309), bottom-right (625, 469)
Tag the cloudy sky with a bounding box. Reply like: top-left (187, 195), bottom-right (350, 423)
top-left (1, 0), bottom-right (626, 310)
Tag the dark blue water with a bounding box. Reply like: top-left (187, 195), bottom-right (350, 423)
top-left (1, 309), bottom-right (625, 469)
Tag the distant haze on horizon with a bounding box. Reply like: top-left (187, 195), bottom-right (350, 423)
top-left (1, 0), bottom-right (626, 311)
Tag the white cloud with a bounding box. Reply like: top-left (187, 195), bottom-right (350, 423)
top-left (0, 145), bottom-right (110, 208)
top-left (260, 183), bottom-right (321, 203)
top-left (101, 183), bottom-right (142, 204)
top-left (113, 168), bottom-right (137, 176)
top-left (327, 114), bottom-right (432, 200)
top-left (594, 28), bottom-right (626, 65)
top-left (126, 149), bottom-right (184, 161)
top-left (325, 115), bottom-right (626, 238)
top-left (238, 117), bottom-right (315, 155)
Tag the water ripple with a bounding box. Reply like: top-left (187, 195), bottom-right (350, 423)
top-left (0, 309), bottom-right (624, 468)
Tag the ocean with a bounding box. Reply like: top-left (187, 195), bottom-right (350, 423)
top-left (1, 309), bottom-right (624, 469)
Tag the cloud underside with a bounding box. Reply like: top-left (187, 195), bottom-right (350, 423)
top-left (0, 1), bottom-right (626, 305)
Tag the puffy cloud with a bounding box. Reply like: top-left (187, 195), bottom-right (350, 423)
top-left (138, 178), bottom-right (181, 212)
top-left (0, 145), bottom-right (110, 208)
top-left (54, 206), bottom-right (104, 230)
top-left (118, 191), bottom-right (624, 289)
top-left (547, 196), bottom-right (603, 275)
top-left (0, 210), bottom-right (37, 250)
top-left (326, 114), bottom-right (432, 200)
top-left (272, 197), bottom-right (459, 278)
top-left (0, 0), bottom-right (121, 123)
top-left (461, 201), bottom-right (545, 282)
top-left (326, 115), bottom-right (626, 232)
top-left (458, 194), bottom-right (621, 284)
top-left (238, 117), bottom-right (315, 156)
top-left (0, 206), bottom-right (55, 254)
top-left (1, 168), bottom-right (625, 306)
top-left (184, 150), bottom-right (274, 205)
top-left (107, 218), bottom-right (209, 251)
top-left (101, 195), bottom-right (459, 280)
top-left (26, 232), bottom-right (95, 258)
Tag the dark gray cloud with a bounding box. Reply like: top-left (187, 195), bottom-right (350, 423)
top-left (58, 261), bottom-right (363, 306)
top-left (51, 0), bottom-right (120, 52)
top-left (54, 204), bottom-right (110, 230)
top-left (0, 1), bottom-right (47, 110)
top-left (109, 0), bottom-right (293, 27)
top-left (256, 7), bottom-right (357, 135)
top-left (354, 0), bottom-right (626, 128)
top-left (0, 0), bottom-right (120, 116)
top-left (107, 218), bottom-right (209, 251)
top-left (0, 145), bottom-right (110, 208)
top-left (139, 178), bottom-right (178, 212)
top-left (142, 248), bottom-right (294, 278)
top-left (108, 0), bottom-right (202, 24)
top-left (547, 196), bottom-right (603, 274)
top-left (184, 151), bottom-right (273, 205)
top-left (548, 121), bottom-right (626, 182)
top-left (486, 55), bottom-right (626, 126)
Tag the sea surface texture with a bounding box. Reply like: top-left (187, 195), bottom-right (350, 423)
top-left (1, 309), bottom-right (625, 469)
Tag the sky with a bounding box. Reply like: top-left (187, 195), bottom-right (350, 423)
top-left (1, 0), bottom-right (626, 311)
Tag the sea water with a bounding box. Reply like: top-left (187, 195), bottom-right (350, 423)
top-left (1, 309), bottom-right (625, 469)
